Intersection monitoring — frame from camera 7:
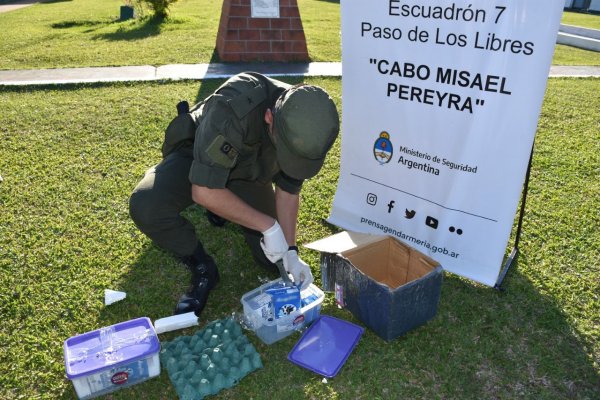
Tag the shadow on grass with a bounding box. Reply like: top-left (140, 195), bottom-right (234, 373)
top-left (38, 0), bottom-right (72, 3)
top-left (96, 206), bottom-right (280, 331)
top-left (425, 265), bottom-right (600, 398)
top-left (50, 16), bottom-right (136, 34)
top-left (95, 15), bottom-right (165, 41)
top-left (51, 19), bottom-right (106, 29)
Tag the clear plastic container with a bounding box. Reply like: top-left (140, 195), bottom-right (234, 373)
top-left (241, 279), bottom-right (324, 345)
top-left (64, 317), bottom-right (160, 399)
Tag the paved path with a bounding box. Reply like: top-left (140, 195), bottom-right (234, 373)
top-left (0, 63), bottom-right (598, 86)
top-left (0, 0), bottom-right (44, 13)
top-left (0, 62), bottom-right (341, 85)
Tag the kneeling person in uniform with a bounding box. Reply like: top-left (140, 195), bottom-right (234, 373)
top-left (129, 72), bottom-right (339, 315)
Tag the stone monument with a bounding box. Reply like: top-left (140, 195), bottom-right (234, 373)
top-left (216, 0), bottom-right (309, 62)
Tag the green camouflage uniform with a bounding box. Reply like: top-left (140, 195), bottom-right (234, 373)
top-left (129, 73), bottom-right (303, 265)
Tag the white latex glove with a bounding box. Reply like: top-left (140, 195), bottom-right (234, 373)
top-left (260, 221), bottom-right (289, 263)
top-left (283, 250), bottom-right (314, 290)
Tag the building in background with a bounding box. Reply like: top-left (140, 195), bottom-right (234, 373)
top-left (564, 0), bottom-right (600, 13)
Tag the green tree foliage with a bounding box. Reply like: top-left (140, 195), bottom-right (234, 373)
top-left (138, 0), bottom-right (179, 18)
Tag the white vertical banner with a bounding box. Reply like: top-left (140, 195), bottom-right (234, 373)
top-left (330, 0), bottom-right (564, 286)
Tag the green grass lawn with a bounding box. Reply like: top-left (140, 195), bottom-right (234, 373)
top-left (554, 43), bottom-right (600, 65)
top-left (562, 10), bottom-right (600, 30)
top-left (0, 77), bottom-right (598, 399)
top-left (0, 0), bottom-right (599, 69)
top-left (0, 0), bottom-right (223, 69)
top-left (0, 0), bottom-right (341, 69)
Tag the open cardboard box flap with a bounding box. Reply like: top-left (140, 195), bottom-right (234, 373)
top-left (305, 231), bottom-right (440, 290)
top-left (304, 231), bottom-right (384, 254)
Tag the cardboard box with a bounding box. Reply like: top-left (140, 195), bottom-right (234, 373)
top-left (306, 231), bottom-right (443, 341)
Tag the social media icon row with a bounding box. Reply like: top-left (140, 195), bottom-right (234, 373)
top-left (366, 193), bottom-right (463, 235)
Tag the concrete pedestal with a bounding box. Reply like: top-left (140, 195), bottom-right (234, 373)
top-left (216, 0), bottom-right (309, 62)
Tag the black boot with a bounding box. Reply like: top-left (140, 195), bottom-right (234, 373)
top-left (206, 210), bottom-right (227, 227)
top-left (175, 245), bottom-right (220, 316)
top-left (188, 254), bottom-right (220, 291)
top-left (174, 278), bottom-right (210, 316)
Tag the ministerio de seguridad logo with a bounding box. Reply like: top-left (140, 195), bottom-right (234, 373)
top-left (373, 131), bottom-right (393, 165)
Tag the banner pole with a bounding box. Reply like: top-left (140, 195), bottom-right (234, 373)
top-left (494, 144), bottom-right (535, 290)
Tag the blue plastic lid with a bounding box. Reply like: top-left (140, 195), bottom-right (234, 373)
top-left (64, 317), bottom-right (159, 379)
top-left (287, 315), bottom-right (364, 378)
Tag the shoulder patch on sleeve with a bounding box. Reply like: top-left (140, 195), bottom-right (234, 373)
top-left (228, 85), bottom-right (267, 119)
top-left (206, 135), bottom-right (239, 168)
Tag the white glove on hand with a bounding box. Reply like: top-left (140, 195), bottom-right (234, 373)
top-left (283, 250), bottom-right (314, 290)
top-left (260, 221), bottom-right (289, 263)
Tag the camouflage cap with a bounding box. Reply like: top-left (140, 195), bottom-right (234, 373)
top-left (273, 85), bottom-right (339, 180)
